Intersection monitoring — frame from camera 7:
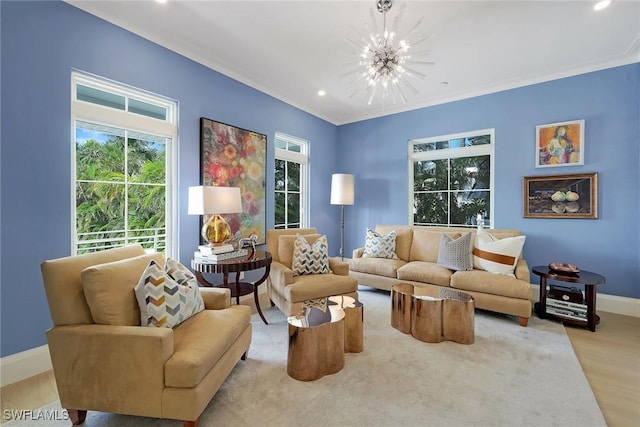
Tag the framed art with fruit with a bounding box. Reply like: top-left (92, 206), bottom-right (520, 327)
top-left (523, 172), bottom-right (597, 219)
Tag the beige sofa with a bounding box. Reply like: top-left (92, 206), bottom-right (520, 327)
top-left (266, 228), bottom-right (358, 316)
top-left (350, 225), bottom-right (532, 326)
top-left (41, 244), bottom-right (252, 426)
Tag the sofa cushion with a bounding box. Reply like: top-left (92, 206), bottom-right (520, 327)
top-left (349, 257), bottom-right (407, 278)
top-left (473, 228), bottom-right (526, 277)
top-left (375, 226), bottom-right (413, 261)
top-left (165, 305), bottom-right (251, 388)
top-left (81, 252), bottom-right (164, 326)
top-left (134, 258), bottom-right (205, 328)
top-left (284, 274), bottom-right (358, 303)
top-left (410, 230), bottom-right (459, 262)
top-left (437, 232), bottom-right (473, 271)
top-left (451, 270), bottom-right (532, 300)
top-left (397, 261), bottom-right (453, 287)
top-left (363, 228), bottom-right (398, 259)
top-left (292, 234), bottom-right (331, 276)
top-left (278, 233), bottom-right (322, 269)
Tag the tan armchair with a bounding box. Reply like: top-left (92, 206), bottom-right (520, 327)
top-left (40, 244), bottom-right (252, 427)
top-left (266, 228), bottom-right (358, 315)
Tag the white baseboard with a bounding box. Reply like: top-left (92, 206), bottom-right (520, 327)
top-left (530, 285), bottom-right (640, 317)
top-left (0, 345), bottom-right (52, 387)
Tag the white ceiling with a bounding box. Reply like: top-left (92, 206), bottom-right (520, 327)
top-left (66, 0), bottom-right (640, 125)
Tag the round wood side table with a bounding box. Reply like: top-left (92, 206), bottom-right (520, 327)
top-left (191, 250), bottom-right (272, 324)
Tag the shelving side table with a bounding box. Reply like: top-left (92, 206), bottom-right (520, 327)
top-left (191, 250), bottom-right (272, 325)
top-left (532, 265), bottom-right (605, 332)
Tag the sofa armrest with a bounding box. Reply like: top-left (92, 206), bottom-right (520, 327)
top-left (47, 324), bottom-right (173, 409)
top-left (515, 259), bottom-right (531, 283)
top-left (352, 247), bottom-right (364, 259)
top-left (270, 261), bottom-right (294, 286)
top-left (200, 287), bottom-right (231, 309)
top-left (328, 258), bottom-right (350, 276)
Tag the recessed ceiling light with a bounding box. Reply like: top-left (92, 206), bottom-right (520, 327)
top-left (318, 90), bottom-right (326, 96)
top-left (156, 0), bottom-right (167, 4)
top-left (594, 1), bottom-right (611, 11)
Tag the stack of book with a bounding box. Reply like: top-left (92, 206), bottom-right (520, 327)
top-left (546, 286), bottom-right (587, 321)
top-left (194, 244), bottom-right (248, 263)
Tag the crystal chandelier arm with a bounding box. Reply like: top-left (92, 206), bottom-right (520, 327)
top-left (402, 65), bottom-right (428, 80)
top-left (409, 34), bottom-right (435, 48)
top-left (398, 17), bottom-right (424, 43)
top-left (397, 75), bottom-right (419, 96)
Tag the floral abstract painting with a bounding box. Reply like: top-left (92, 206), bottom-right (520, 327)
top-left (536, 120), bottom-right (584, 168)
top-left (200, 118), bottom-right (266, 244)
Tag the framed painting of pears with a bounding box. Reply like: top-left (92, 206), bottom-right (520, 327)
top-left (523, 173), bottom-right (598, 219)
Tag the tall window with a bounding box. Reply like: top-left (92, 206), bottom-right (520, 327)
top-left (274, 133), bottom-right (308, 229)
top-left (71, 72), bottom-right (177, 256)
top-left (409, 129), bottom-right (494, 228)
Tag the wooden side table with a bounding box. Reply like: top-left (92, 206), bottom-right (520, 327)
top-left (532, 265), bottom-right (605, 332)
top-left (191, 250), bottom-right (272, 324)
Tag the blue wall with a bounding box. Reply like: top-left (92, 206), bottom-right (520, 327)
top-left (338, 64), bottom-right (640, 300)
top-left (1, 1), bottom-right (638, 358)
top-left (0, 1), bottom-right (339, 357)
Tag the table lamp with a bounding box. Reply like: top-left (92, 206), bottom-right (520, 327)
top-left (330, 173), bottom-right (355, 260)
top-left (188, 185), bottom-right (242, 246)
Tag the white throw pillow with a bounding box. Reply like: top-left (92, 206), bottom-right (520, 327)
top-left (473, 228), bottom-right (526, 277)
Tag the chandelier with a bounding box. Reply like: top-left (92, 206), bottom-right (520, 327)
top-left (346, 0), bottom-right (433, 106)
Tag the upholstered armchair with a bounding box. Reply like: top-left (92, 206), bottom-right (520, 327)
top-left (266, 228), bottom-right (358, 315)
top-left (40, 244), bottom-right (252, 427)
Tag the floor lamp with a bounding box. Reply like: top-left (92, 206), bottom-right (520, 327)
top-left (330, 173), bottom-right (355, 261)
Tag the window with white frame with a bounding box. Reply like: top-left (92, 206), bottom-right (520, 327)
top-left (71, 72), bottom-right (177, 256)
top-left (409, 129), bottom-right (494, 228)
top-left (274, 133), bottom-right (308, 229)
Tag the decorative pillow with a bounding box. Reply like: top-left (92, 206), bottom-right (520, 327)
top-left (437, 233), bottom-right (473, 271)
top-left (82, 252), bottom-right (164, 326)
top-left (291, 234), bottom-right (331, 276)
top-left (134, 258), bottom-right (205, 328)
top-left (473, 228), bottom-right (526, 277)
top-left (362, 228), bottom-right (398, 259)
top-left (278, 233), bottom-right (322, 268)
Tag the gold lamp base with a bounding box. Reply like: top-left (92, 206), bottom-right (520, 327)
top-left (202, 214), bottom-right (231, 246)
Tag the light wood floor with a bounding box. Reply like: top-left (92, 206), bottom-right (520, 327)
top-left (2, 307), bottom-right (639, 426)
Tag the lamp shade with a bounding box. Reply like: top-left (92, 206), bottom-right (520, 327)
top-left (188, 186), bottom-right (242, 215)
top-left (330, 173), bottom-right (355, 205)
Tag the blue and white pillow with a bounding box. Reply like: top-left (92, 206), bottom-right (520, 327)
top-left (362, 229), bottom-right (398, 259)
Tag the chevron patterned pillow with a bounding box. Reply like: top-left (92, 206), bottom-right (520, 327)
top-left (291, 234), bottom-right (331, 276)
top-left (134, 258), bottom-right (205, 328)
top-left (362, 228), bottom-right (398, 259)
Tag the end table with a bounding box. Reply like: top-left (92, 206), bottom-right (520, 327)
top-left (191, 250), bottom-right (272, 324)
top-left (532, 265), bottom-right (605, 332)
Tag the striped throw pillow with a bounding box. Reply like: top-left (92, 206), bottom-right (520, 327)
top-left (473, 228), bottom-right (526, 277)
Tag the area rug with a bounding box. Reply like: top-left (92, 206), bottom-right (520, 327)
top-left (8, 287), bottom-right (606, 427)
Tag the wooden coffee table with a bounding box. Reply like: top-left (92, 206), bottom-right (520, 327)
top-left (391, 283), bottom-right (474, 344)
top-left (287, 295), bottom-right (363, 381)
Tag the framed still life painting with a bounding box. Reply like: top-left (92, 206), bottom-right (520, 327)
top-left (200, 118), bottom-right (267, 244)
top-left (535, 119), bottom-right (584, 168)
top-left (523, 172), bottom-right (598, 219)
